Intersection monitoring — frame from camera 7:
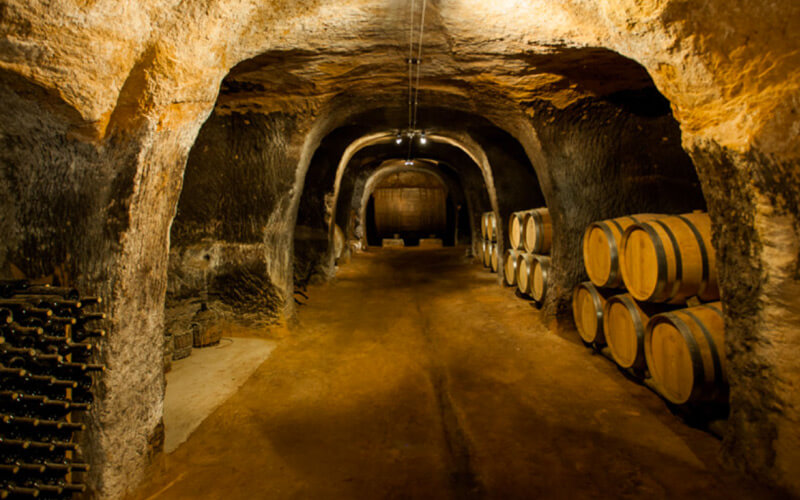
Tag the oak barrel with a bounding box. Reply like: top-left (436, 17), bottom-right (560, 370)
top-left (523, 208), bottom-right (552, 254)
top-left (173, 331), bottom-right (193, 360)
top-left (482, 212), bottom-right (497, 242)
top-left (516, 253), bottom-right (535, 295)
top-left (645, 302), bottom-right (726, 404)
top-left (620, 212), bottom-right (719, 304)
top-left (582, 214), bottom-right (661, 288)
top-left (530, 254), bottom-right (551, 303)
top-left (490, 242), bottom-right (499, 273)
top-left (482, 239), bottom-right (491, 268)
top-left (572, 282), bottom-right (614, 345)
top-left (504, 249), bottom-right (522, 286)
top-left (509, 210), bottom-right (534, 250)
top-left (603, 294), bottom-right (675, 370)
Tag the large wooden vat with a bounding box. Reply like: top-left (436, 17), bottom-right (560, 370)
top-left (523, 208), bottom-right (552, 254)
top-left (373, 186), bottom-right (446, 236)
top-left (572, 282), bottom-right (614, 345)
top-left (645, 302), bottom-right (726, 404)
top-left (620, 212), bottom-right (719, 304)
top-left (504, 249), bottom-right (522, 286)
top-left (582, 214), bottom-right (661, 288)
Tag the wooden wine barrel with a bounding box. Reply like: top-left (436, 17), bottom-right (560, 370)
top-left (516, 253), bottom-right (535, 295)
top-left (523, 208), bottom-right (552, 254)
top-left (645, 302), bottom-right (726, 404)
top-left (482, 239), bottom-right (491, 268)
top-left (620, 212), bottom-right (718, 304)
top-left (572, 282), bottom-right (614, 345)
top-left (508, 210), bottom-right (534, 250)
top-left (603, 294), bottom-right (672, 370)
top-left (482, 212), bottom-right (497, 242)
top-left (530, 255), bottom-right (551, 303)
top-left (504, 249), bottom-right (522, 286)
top-left (173, 331), bottom-right (193, 360)
top-left (490, 242), bottom-right (500, 273)
top-left (582, 214), bottom-right (662, 288)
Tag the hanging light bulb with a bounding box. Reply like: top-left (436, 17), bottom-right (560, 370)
top-left (395, 133), bottom-right (403, 145)
top-left (419, 131), bottom-right (427, 145)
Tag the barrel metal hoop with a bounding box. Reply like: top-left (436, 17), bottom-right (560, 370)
top-left (519, 255), bottom-right (534, 294)
top-left (656, 312), bottom-right (705, 403)
top-left (683, 309), bottom-right (722, 397)
top-left (534, 256), bottom-right (549, 303)
top-left (586, 284), bottom-right (605, 339)
top-left (676, 214), bottom-right (710, 295)
top-left (531, 210), bottom-right (543, 252)
top-left (618, 295), bottom-right (646, 368)
top-left (652, 219), bottom-right (683, 300)
top-left (635, 223), bottom-right (669, 302)
top-left (620, 295), bottom-right (646, 341)
top-left (504, 250), bottom-right (517, 285)
top-left (608, 218), bottom-right (625, 234)
top-left (703, 303), bottom-right (723, 316)
top-left (508, 214), bottom-right (517, 248)
top-left (598, 223), bottom-right (619, 287)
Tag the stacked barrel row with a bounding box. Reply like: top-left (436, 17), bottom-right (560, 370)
top-left (503, 208), bottom-right (552, 306)
top-left (572, 212), bottom-right (726, 406)
top-left (479, 212), bottom-right (499, 273)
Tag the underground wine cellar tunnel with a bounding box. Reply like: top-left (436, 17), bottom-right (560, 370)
top-left (0, 1), bottom-right (799, 499)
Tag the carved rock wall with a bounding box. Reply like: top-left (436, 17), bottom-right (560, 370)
top-left (0, 0), bottom-right (798, 496)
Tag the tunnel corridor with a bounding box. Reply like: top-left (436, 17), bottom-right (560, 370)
top-left (1, 1), bottom-right (799, 498)
top-left (136, 248), bottom-right (771, 499)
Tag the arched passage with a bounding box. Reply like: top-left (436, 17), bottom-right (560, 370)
top-left (2, 2), bottom-right (799, 497)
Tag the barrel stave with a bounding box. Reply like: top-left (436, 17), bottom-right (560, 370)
top-left (572, 282), bottom-right (612, 344)
top-left (645, 302), bottom-right (726, 404)
top-left (517, 253), bottom-right (534, 295)
top-left (504, 249), bottom-right (521, 286)
top-left (531, 254), bottom-right (551, 303)
top-left (523, 208), bottom-right (552, 254)
top-left (620, 212), bottom-right (718, 304)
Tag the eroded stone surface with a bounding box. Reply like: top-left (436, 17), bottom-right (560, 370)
top-left (0, 0), bottom-right (798, 497)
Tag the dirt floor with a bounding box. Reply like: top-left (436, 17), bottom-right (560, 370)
top-left (134, 248), bottom-right (777, 499)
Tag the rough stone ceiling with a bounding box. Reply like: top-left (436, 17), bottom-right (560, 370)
top-left (215, 2), bottom-right (659, 117)
top-left (3, 0), bottom-right (796, 156)
top-left (218, 44), bottom-right (656, 116)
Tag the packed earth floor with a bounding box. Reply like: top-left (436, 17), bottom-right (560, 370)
top-left (134, 248), bottom-right (776, 499)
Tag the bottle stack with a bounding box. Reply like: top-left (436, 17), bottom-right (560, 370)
top-left (505, 208), bottom-right (552, 307)
top-left (480, 212), bottom-right (499, 273)
top-left (0, 280), bottom-right (105, 498)
top-left (573, 212), bottom-right (727, 408)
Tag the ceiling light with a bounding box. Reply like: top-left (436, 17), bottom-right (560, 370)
top-left (419, 132), bottom-right (427, 145)
top-left (395, 133), bottom-right (403, 145)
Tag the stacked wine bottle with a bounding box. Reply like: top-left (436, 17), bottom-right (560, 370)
top-left (0, 280), bottom-right (105, 499)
